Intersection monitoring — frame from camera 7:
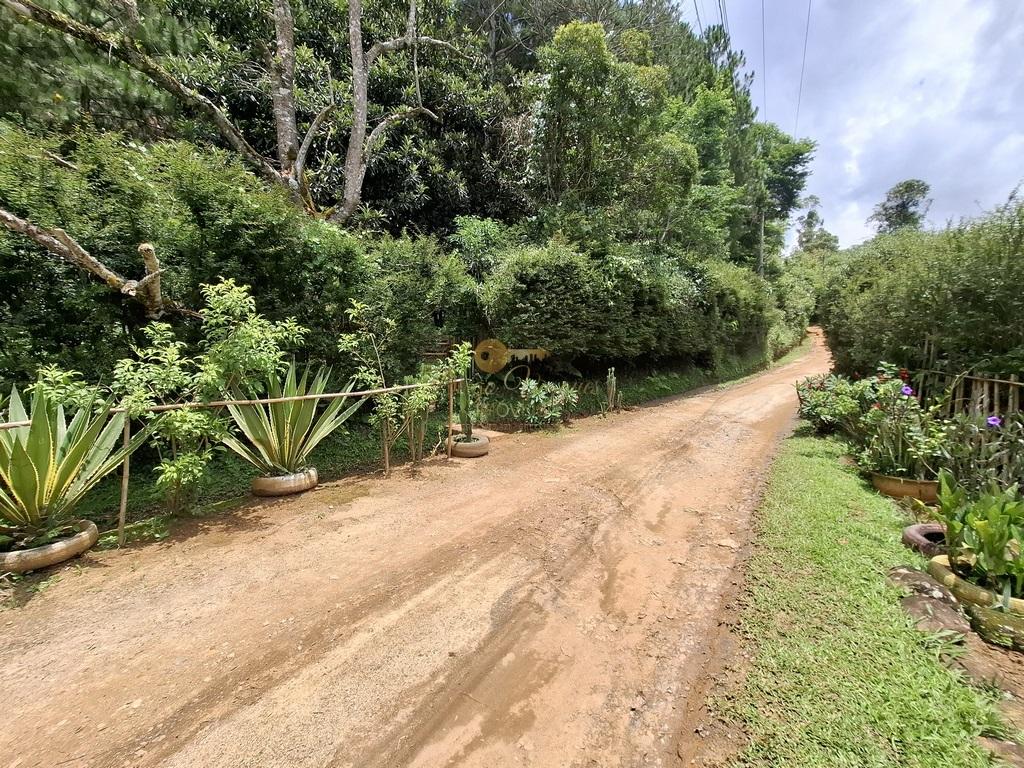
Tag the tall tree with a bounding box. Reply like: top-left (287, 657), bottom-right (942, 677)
top-left (1, 0), bottom-right (464, 217)
top-left (868, 178), bottom-right (931, 233)
top-left (796, 196), bottom-right (839, 252)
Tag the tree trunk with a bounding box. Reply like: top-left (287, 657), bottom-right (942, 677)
top-left (336, 0), bottom-right (371, 224)
top-left (268, 0), bottom-right (300, 198)
top-left (329, 0), bottom-right (461, 224)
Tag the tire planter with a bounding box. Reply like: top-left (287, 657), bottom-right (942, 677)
top-left (927, 555), bottom-right (1024, 616)
top-left (966, 603), bottom-right (1024, 652)
top-left (448, 435), bottom-right (490, 458)
top-left (902, 523), bottom-right (946, 557)
top-left (251, 467), bottom-right (319, 497)
top-left (0, 520), bottom-right (99, 574)
top-left (871, 473), bottom-right (939, 504)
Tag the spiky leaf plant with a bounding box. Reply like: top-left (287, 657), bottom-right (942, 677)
top-left (223, 363), bottom-right (365, 476)
top-left (0, 387), bottom-right (149, 548)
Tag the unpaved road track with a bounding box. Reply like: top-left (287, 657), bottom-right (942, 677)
top-left (1, 333), bottom-right (828, 768)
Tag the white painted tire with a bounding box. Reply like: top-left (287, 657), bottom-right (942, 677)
top-left (251, 468), bottom-right (319, 496)
top-left (0, 520), bottom-right (99, 574)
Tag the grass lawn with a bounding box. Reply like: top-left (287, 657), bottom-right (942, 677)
top-left (723, 430), bottom-right (1008, 767)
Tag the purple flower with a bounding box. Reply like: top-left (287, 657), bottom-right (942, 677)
top-left (901, 385), bottom-right (914, 396)
top-left (987, 415), bottom-right (1003, 428)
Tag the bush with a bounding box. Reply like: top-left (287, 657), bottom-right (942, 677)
top-left (796, 373), bottom-right (881, 439)
top-left (820, 196), bottom-right (1024, 375)
top-left (936, 413), bottom-right (1024, 494)
top-left (480, 240), bottom-right (609, 358)
top-left (479, 239), bottom-right (780, 368)
top-left (516, 380), bottom-right (579, 428)
top-left (797, 365), bottom-right (944, 479)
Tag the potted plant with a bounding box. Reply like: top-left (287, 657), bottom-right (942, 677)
top-left (858, 380), bottom-right (942, 503)
top-left (223, 364), bottom-right (365, 496)
top-left (449, 370), bottom-right (489, 458)
top-left (0, 387), bottom-right (149, 573)
top-left (927, 471), bottom-right (1024, 617)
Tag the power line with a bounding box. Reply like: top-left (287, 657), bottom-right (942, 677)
top-left (794, 0), bottom-right (812, 135)
top-left (760, 0), bottom-right (767, 121)
top-left (719, 0), bottom-right (731, 37)
top-left (692, 0), bottom-right (703, 35)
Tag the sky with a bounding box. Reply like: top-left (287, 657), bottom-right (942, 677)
top-left (700, 0), bottom-right (1024, 248)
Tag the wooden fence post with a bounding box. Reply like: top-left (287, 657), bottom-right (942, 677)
top-left (447, 380), bottom-right (454, 459)
top-left (117, 418), bottom-right (131, 547)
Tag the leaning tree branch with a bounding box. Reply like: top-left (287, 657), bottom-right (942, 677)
top-left (366, 32), bottom-right (466, 70)
top-left (0, 208), bottom-right (196, 318)
top-left (2, 0), bottom-right (280, 186)
top-left (364, 106), bottom-right (438, 160)
top-left (366, 0), bottom-right (468, 68)
top-left (294, 102), bottom-right (336, 182)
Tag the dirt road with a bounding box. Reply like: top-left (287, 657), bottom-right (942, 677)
top-left (0, 332), bottom-right (829, 768)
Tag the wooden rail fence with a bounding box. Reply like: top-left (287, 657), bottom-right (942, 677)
top-left (913, 369), bottom-right (1022, 417)
top-left (0, 378), bottom-right (463, 546)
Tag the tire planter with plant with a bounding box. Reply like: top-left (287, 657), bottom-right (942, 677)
top-left (926, 555), bottom-right (1024, 616)
top-left (449, 371), bottom-right (489, 459)
top-left (251, 468), bottom-right (319, 497)
top-left (0, 520), bottom-right (99, 574)
top-left (871, 473), bottom-right (939, 503)
top-left (223, 364), bottom-right (366, 498)
top-left (449, 434), bottom-right (489, 458)
top-left (901, 522), bottom-right (945, 557)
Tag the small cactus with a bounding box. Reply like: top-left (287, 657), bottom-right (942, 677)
top-left (606, 367), bottom-right (618, 412)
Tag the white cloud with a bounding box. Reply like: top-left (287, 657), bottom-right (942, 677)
top-left (728, 0), bottom-right (1022, 248)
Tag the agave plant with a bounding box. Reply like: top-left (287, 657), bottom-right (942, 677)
top-left (223, 364), bottom-right (365, 476)
top-left (0, 387), bottom-right (149, 548)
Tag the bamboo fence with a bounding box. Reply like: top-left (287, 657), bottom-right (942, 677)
top-left (0, 379), bottom-right (463, 546)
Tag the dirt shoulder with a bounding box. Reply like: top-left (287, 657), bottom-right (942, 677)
top-left (0, 333), bottom-right (829, 768)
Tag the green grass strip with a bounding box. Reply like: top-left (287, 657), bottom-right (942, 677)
top-left (726, 431), bottom-right (1005, 767)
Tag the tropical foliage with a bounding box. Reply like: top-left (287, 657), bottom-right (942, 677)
top-left (934, 471), bottom-right (1024, 603)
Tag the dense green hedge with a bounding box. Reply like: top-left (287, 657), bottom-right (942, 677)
top-left (477, 238), bottom-right (787, 367)
top-left (820, 198), bottom-right (1024, 375)
top-left (1, 123), bottom-right (811, 388)
top-left (0, 125), bottom-right (366, 382)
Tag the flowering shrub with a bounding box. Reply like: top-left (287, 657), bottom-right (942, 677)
top-left (936, 413), bottom-right (1024, 494)
top-left (857, 380), bottom-right (944, 479)
top-left (796, 373), bottom-right (879, 440)
top-left (798, 364), bottom-right (944, 479)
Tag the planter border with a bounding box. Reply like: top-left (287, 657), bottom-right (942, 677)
top-left (871, 472), bottom-right (939, 504)
top-left (251, 467), bottom-right (319, 497)
top-left (927, 555), bottom-right (1024, 617)
top-left (0, 520), bottom-right (99, 574)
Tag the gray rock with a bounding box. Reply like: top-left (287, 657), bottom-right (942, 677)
top-left (887, 566), bottom-right (958, 607)
top-left (978, 736), bottom-right (1024, 767)
top-left (901, 594), bottom-right (970, 638)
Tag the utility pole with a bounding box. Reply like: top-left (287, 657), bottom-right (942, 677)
top-left (758, 207), bottom-right (765, 276)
